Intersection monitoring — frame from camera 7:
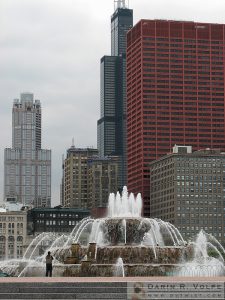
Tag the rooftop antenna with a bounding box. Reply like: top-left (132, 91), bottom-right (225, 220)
top-left (114, 0), bottom-right (127, 10)
top-left (71, 137), bottom-right (75, 148)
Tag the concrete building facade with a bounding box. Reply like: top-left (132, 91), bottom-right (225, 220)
top-left (87, 156), bottom-right (119, 216)
top-left (150, 146), bottom-right (225, 245)
top-left (62, 145), bottom-right (98, 209)
top-left (0, 210), bottom-right (27, 260)
top-left (4, 93), bottom-right (51, 207)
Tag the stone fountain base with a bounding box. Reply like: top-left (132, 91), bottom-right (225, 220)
top-left (62, 263), bottom-right (183, 277)
top-left (95, 245), bottom-right (192, 264)
top-left (20, 263), bottom-right (182, 277)
top-left (31, 243), bottom-right (194, 278)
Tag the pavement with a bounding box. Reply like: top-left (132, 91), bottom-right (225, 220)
top-left (0, 277), bottom-right (224, 299)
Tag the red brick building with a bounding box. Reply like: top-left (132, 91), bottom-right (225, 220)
top-left (126, 20), bottom-right (225, 216)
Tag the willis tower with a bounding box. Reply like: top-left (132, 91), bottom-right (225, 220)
top-left (97, 0), bottom-right (133, 190)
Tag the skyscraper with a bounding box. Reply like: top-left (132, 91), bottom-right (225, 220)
top-left (4, 93), bottom-right (51, 207)
top-left (97, 0), bottom-right (133, 189)
top-left (62, 145), bottom-right (98, 209)
top-left (87, 156), bottom-right (119, 216)
top-left (126, 20), bottom-right (225, 215)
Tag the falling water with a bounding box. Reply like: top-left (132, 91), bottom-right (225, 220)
top-left (94, 244), bottom-right (98, 260)
top-left (74, 218), bottom-right (93, 243)
top-left (64, 217), bottom-right (93, 247)
top-left (28, 233), bottom-right (56, 260)
top-left (204, 232), bottom-right (225, 257)
top-left (114, 257), bottom-right (125, 277)
top-left (23, 232), bottom-right (46, 259)
top-left (176, 230), bottom-right (225, 277)
top-left (122, 219), bottom-right (126, 244)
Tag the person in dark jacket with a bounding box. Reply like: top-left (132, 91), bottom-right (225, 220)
top-left (45, 251), bottom-right (54, 277)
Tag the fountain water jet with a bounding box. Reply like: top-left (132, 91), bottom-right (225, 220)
top-left (114, 257), bottom-right (125, 277)
top-left (174, 230), bottom-right (225, 276)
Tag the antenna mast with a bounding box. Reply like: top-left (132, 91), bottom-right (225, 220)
top-left (114, 0), bottom-right (127, 10)
top-left (71, 137), bottom-right (75, 148)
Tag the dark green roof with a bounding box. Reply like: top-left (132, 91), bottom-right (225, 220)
top-left (30, 207), bottom-right (90, 213)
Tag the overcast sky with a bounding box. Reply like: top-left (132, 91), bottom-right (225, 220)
top-left (0, 0), bottom-right (225, 206)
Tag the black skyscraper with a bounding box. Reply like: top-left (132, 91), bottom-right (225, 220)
top-left (97, 0), bottom-right (133, 189)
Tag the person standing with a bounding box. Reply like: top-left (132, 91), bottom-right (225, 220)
top-left (45, 251), bottom-right (54, 277)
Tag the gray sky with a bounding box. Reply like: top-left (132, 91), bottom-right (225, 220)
top-left (0, 0), bottom-right (225, 206)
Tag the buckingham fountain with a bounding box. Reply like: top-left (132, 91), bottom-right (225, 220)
top-left (0, 187), bottom-right (225, 277)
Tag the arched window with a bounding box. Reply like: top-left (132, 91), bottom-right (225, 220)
top-left (8, 236), bottom-right (14, 242)
top-left (17, 236), bottom-right (23, 242)
top-left (0, 236), bottom-right (5, 242)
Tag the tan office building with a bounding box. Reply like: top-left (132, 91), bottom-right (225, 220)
top-left (87, 156), bottom-right (119, 216)
top-left (0, 210), bottom-right (27, 260)
top-left (62, 145), bottom-right (98, 209)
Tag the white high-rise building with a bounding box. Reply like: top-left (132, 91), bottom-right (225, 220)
top-left (4, 93), bottom-right (51, 207)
